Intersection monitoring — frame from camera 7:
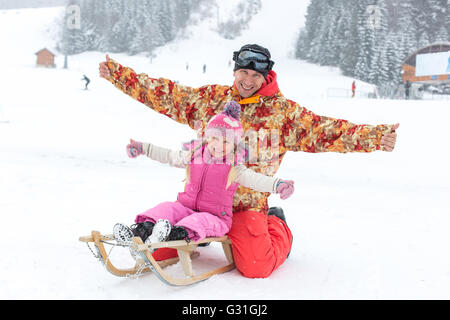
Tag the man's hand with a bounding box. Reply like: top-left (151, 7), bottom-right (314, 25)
top-left (99, 54), bottom-right (111, 79)
top-left (380, 123), bottom-right (399, 152)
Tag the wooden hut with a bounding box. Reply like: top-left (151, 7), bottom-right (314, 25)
top-left (402, 43), bottom-right (450, 84)
top-left (35, 48), bottom-right (56, 68)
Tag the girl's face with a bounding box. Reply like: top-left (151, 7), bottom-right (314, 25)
top-left (207, 136), bottom-right (235, 158)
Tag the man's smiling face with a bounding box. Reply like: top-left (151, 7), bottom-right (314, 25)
top-left (233, 69), bottom-right (266, 98)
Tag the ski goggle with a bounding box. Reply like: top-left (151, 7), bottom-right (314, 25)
top-left (233, 50), bottom-right (274, 72)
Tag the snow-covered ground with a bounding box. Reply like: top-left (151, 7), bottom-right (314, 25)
top-left (1, 3), bottom-right (450, 300)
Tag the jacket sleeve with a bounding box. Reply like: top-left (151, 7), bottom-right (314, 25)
top-left (142, 143), bottom-right (189, 169)
top-left (282, 99), bottom-right (394, 153)
top-left (233, 165), bottom-right (280, 193)
top-left (106, 58), bottom-right (226, 130)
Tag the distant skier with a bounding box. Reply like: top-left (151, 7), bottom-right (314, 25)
top-left (203, 64), bottom-right (207, 73)
top-left (405, 80), bottom-right (411, 100)
top-left (351, 81), bottom-right (356, 98)
top-left (82, 75), bottom-right (90, 90)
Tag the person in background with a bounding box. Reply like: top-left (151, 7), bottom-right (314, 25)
top-left (405, 80), bottom-right (411, 100)
top-left (82, 74), bottom-right (90, 90)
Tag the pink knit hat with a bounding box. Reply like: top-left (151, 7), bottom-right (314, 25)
top-left (205, 101), bottom-right (243, 144)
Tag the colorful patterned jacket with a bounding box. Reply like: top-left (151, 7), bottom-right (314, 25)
top-left (106, 59), bottom-right (393, 214)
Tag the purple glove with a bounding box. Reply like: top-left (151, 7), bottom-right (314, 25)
top-left (276, 180), bottom-right (295, 200)
top-left (126, 139), bottom-right (144, 158)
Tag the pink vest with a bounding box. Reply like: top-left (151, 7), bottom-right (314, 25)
top-left (177, 145), bottom-right (239, 224)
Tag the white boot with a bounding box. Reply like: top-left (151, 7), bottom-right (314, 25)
top-left (113, 223), bottom-right (139, 260)
top-left (113, 223), bottom-right (133, 244)
top-left (145, 219), bottom-right (172, 251)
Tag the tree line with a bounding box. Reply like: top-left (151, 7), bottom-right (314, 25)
top-left (295, 0), bottom-right (449, 86)
top-left (58, 0), bottom-right (198, 55)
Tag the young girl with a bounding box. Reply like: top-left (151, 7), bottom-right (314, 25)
top-left (113, 101), bottom-right (294, 249)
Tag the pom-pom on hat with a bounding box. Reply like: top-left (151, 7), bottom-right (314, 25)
top-left (205, 101), bottom-right (243, 144)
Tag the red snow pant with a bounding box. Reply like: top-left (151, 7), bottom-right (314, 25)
top-left (152, 210), bottom-right (293, 278)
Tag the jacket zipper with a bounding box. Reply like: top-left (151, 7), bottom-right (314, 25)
top-left (194, 164), bottom-right (209, 211)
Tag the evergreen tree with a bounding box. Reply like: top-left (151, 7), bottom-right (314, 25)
top-left (59, 0), bottom-right (85, 55)
top-left (435, 26), bottom-right (449, 43)
top-left (354, 0), bottom-right (376, 82)
top-left (317, 1), bottom-right (342, 66)
top-left (295, 0), bottom-right (448, 86)
top-left (368, 0), bottom-right (390, 85)
top-left (424, 0), bottom-right (448, 42)
top-left (58, 0), bottom-right (201, 55)
top-left (418, 32), bottom-right (430, 49)
top-left (338, 0), bottom-right (359, 76)
top-left (297, 0), bottom-right (325, 61)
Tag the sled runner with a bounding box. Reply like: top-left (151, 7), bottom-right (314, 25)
top-left (79, 231), bottom-right (235, 286)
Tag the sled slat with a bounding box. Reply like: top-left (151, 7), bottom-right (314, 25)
top-left (222, 241), bottom-right (234, 264)
top-left (79, 235), bottom-right (92, 243)
top-left (133, 237), bottom-right (235, 286)
top-left (177, 249), bottom-right (193, 277)
top-left (135, 236), bottom-right (230, 252)
top-left (79, 234), bottom-right (114, 243)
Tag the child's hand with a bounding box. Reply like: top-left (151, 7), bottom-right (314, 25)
top-left (126, 139), bottom-right (144, 158)
top-left (276, 180), bottom-right (295, 200)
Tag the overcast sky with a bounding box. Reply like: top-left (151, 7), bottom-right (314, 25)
top-left (0, 0), bottom-right (68, 10)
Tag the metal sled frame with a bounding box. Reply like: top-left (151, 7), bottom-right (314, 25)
top-left (79, 231), bottom-right (235, 286)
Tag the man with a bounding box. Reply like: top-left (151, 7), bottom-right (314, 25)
top-left (82, 74), bottom-right (90, 90)
top-left (405, 80), bottom-right (411, 100)
top-left (99, 44), bottom-right (399, 278)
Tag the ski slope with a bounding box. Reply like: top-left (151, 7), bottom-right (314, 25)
top-left (1, 3), bottom-right (450, 300)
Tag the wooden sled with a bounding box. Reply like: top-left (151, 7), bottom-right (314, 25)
top-left (79, 231), bottom-right (235, 286)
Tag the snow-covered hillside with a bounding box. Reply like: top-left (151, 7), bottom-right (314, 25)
top-left (1, 3), bottom-right (450, 300)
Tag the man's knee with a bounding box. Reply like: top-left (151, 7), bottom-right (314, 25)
top-left (229, 211), bottom-right (285, 278)
top-left (238, 262), bottom-right (274, 279)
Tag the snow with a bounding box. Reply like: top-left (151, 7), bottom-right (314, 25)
top-left (1, 3), bottom-right (450, 300)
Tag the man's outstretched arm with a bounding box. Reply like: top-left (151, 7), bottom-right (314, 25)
top-left (99, 54), bottom-right (224, 130)
top-left (282, 99), bottom-right (399, 153)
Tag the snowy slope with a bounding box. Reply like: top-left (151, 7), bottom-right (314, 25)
top-left (1, 3), bottom-right (450, 300)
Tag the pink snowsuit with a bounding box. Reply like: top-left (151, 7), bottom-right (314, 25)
top-left (135, 145), bottom-right (239, 242)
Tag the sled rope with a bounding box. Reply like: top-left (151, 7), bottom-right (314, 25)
top-left (86, 242), bottom-right (101, 260)
top-left (102, 242), bottom-right (117, 270)
top-left (86, 235), bottom-right (151, 279)
top-left (126, 260), bottom-right (151, 280)
top-left (85, 236), bottom-right (121, 268)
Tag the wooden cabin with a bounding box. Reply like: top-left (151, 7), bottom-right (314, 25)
top-left (35, 48), bottom-right (56, 68)
top-left (402, 43), bottom-right (450, 84)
